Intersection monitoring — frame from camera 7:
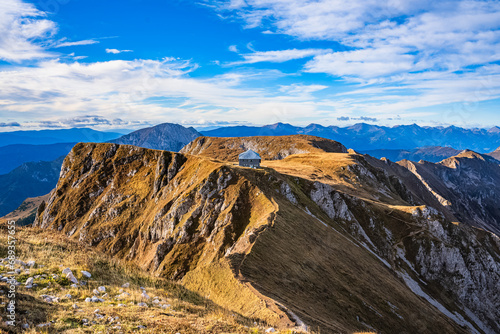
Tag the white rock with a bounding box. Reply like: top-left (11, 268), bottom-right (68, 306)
top-left (22, 323), bottom-right (29, 329)
top-left (42, 295), bottom-right (53, 303)
top-left (265, 328), bottom-right (276, 333)
top-left (80, 270), bottom-right (91, 278)
top-left (122, 282), bottom-right (130, 288)
top-left (66, 272), bottom-right (78, 284)
top-left (72, 303), bottom-right (79, 309)
top-left (85, 297), bottom-right (91, 303)
top-left (25, 277), bottom-right (34, 288)
top-left (141, 291), bottom-right (150, 300)
top-left (65, 294), bottom-right (72, 299)
top-left (117, 292), bottom-right (131, 299)
top-left (137, 302), bottom-right (148, 307)
top-left (97, 286), bottom-right (106, 292)
top-left (61, 268), bottom-right (72, 275)
top-left (26, 260), bottom-right (35, 267)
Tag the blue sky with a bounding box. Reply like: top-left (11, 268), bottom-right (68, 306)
top-left (1, 0), bottom-right (500, 130)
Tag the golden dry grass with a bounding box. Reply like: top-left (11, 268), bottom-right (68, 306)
top-left (0, 224), bottom-right (282, 333)
top-left (180, 135), bottom-right (346, 161)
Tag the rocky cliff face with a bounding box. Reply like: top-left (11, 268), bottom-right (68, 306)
top-left (179, 135), bottom-right (347, 161)
top-left (397, 150), bottom-right (500, 235)
top-left (36, 143), bottom-right (500, 333)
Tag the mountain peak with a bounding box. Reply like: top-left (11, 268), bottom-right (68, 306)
top-left (110, 122), bottom-right (200, 151)
top-left (488, 126), bottom-right (500, 133)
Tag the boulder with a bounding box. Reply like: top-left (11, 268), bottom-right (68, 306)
top-left (80, 270), bottom-right (91, 278)
top-left (25, 277), bottom-right (34, 288)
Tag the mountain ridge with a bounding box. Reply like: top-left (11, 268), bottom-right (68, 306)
top-left (180, 135), bottom-right (347, 161)
top-left (34, 142), bottom-right (500, 333)
top-left (202, 122), bottom-right (500, 152)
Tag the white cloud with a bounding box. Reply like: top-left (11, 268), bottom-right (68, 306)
top-left (230, 48), bottom-right (332, 65)
top-left (0, 0), bottom-right (57, 62)
top-left (55, 39), bottom-right (99, 48)
top-left (213, 0), bottom-right (500, 80)
top-left (106, 48), bottom-right (133, 54)
top-left (0, 58), bottom-right (334, 127)
top-left (304, 47), bottom-right (415, 78)
top-left (228, 45), bottom-right (238, 52)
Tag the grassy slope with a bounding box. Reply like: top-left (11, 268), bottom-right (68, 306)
top-left (0, 224), bottom-right (288, 333)
top-left (180, 135), bottom-right (347, 161)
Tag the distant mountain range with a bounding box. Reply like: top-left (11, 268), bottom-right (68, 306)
top-left (0, 142), bottom-right (76, 175)
top-left (109, 123), bottom-right (201, 151)
top-left (202, 123), bottom-right (500, 152)
top-left (362, 146), bottom-right (463, 163)
top-left (0, 156), bottom-right (65, 217)
top-left (2, 122), bottom-right (500, 219)
top-left (0, 128), bottom-right (122, 147)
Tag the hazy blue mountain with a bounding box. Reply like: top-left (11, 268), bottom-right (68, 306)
top-left (0, 142), bottom-right (76, 174)
top-left (0, 156), bottom-right (64, 217)
top-left (110, 123), bottom-right (201, 151)
top-left (0, 128), bottom-right (122, 147)
top-left (202, 123), bottom-right (500, 152)
top-left (362, 146), bottom-right (462, 163)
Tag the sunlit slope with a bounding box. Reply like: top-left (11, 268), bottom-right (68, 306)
top-left (35, 143), bottom-right (500, 333)
top-left (180, 135), bottom-right (347, 161)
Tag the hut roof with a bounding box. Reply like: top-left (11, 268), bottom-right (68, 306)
top-left (238, 149), bottom-right (261, 160)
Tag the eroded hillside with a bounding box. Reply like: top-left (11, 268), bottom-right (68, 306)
top-left (34, 143), bottom-right (500, 333)
top-left (398, 150), bottom-right (500, 235)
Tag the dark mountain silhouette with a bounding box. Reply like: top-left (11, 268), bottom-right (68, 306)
top-left (0, 156), bottom-right (64, 217)
top-left (0, 128), bottom-right (122, 147)
top-left (0, 142), bottom-right (76, 174)
top-left (363, 146), bottom-right (462, 163)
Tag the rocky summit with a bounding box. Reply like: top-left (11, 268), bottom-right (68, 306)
top-left (34, 139), bottom-right (500, 333)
